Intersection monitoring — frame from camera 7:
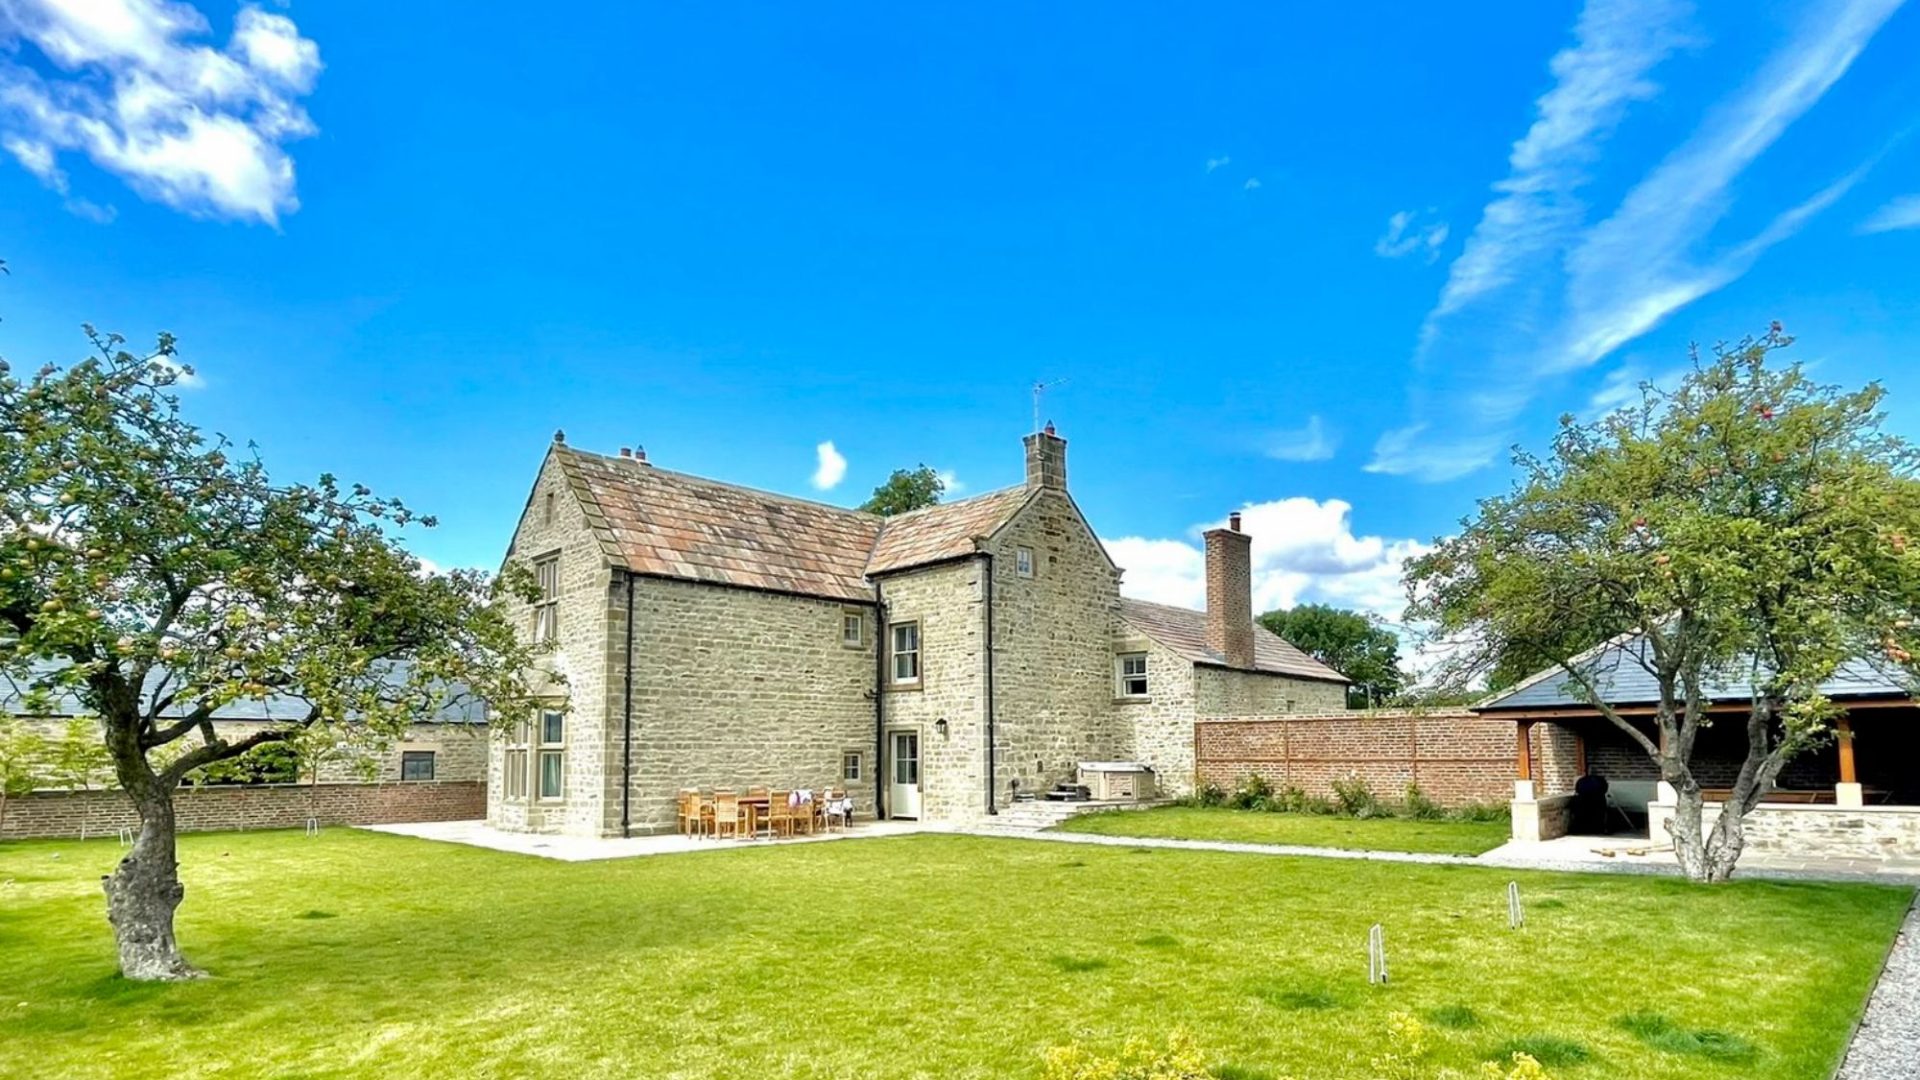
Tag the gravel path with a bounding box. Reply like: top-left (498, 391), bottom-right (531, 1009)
top-left (1838, 900), bottom-right (1920, 1080)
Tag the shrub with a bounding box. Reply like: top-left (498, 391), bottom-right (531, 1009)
top-left (1402, 783), bottom-right (1445, 820)
top-left (1450, 801), bottom-right (1511, 823)
top-left (1189, 784), bottom-right (1227, 808)
top-left (1043, 1029), bottom-right (1214, 1080)
top-left (1231, 774), bottom-right (1275, 811)
top-left (1330, 772), bottom-right (1387, 818)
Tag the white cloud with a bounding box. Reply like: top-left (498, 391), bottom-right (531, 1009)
top-left (1364, 424), bottom-right (1507, 484)
top-left (936, 469), bottom-right (965, 496)
top-left (1427, 0), bottom-right (1694, 325)
top-left (0, 1), bottom-right (324, 224)
top-left (1860, 193), bottom-right (1920, 233)
top-left (1371, 0), bottom-right (1899, 482)
top-left (1373, 209), bottom-right (1450, 262)
top-left (1553, 0), bottom-right (1900, 373)
top-left (1205, 155), bottom-right (1231, 173)
top-left (1107, 498), bottom-right (1430, 625)
top-left (1243, 177), bottom-right (1261, 191)
top-left (152, 354), bottom-right (203, 388)
top-left (811, 441), bottom-right (847, 491)
top-left (1265, 415), bottom-right (1338, 462)
top-left (63, 195), bottom-right (116, 223)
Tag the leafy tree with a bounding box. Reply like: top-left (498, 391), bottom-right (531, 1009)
top-left (0, 713), bottom-right (47, 832)
top-left (1258, 603), bottom-right (1405, 707)
top-left (860, 465), bottom-right (945, 516)
top-left (0, 328), bottom-right (548, 978)
top-left (48, 716), bottom-right (111, 790)
top-left (1406, 327), bottom-right (1920, 881)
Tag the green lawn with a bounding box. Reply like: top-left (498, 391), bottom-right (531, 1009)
top-left (0, 830), bottom-right (1907, 1079)
top-left (1055, 805), bottom-right (1515, 856)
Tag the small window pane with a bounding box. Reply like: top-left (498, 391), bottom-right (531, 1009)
top-left (401, 751), bottom-right (436, 781)
top-left (539, 751), bottom-right (564, 798)
top-left (541, 711), bottom-right (564, 745)
top-left (1016, 547), bottom-right (1034, 577)
top-left (1118, 653), bottom-right (1149, 696)
top-left (842, 613), bottom-right (863, 646)
top-left (842, 753), bottom-right (862, 782)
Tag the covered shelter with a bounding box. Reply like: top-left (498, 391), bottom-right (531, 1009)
top-left (1474, 638), bottom-right (1920, 860)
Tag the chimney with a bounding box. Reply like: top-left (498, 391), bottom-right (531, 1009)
top-left (1023, 422), bottom-right (1067, 492)
top-left (1204, 510), bottom-right (1255, 669)
top-left (634, 445), bottom-right (648, 465)
top-left (619, 447), bottom-right (632, 458)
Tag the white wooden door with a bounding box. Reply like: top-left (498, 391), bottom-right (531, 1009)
top-left (888, 730), bottom-right (922, 819)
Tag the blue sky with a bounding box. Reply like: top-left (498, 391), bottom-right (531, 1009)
top-left (3, 1), bottom-right (1919, 630)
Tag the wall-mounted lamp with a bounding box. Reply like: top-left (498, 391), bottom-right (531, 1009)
top-left (934, 718), bottom-right (949, 738)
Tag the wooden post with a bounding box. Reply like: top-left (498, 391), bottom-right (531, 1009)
top-left (1515, 720), bottom-right (1535, 781)
top-left (1837, 713), bottom-right (1856, 785)
top-left (1575, 731), bottom-right (1588, 777)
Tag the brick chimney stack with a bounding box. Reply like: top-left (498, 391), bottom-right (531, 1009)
top-left (1023, 422), bottom-right (1067, 492)
top-left (1204, 510), bottom-right (1255, 669)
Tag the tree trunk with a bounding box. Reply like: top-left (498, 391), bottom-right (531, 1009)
top-left (1665, 782), bottom-right (1712, 881)
top-left (1703, 806), bottom-right (1747, 883)
top-left (102, 787), bottom-right (202, 981)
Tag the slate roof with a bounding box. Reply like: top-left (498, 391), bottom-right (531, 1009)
top-left (866, 486), bottom-right (1033, 575)
top-left (1119, 598), bottom-right (1349, 684)
top-left (554, 447), bottom-right (884, 603)
top-left (2, 659), bottom-right (487, 723)
top-left (1475, 634), bottom-right (1917, 712)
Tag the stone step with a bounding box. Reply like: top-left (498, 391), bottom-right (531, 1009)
top-left (986, 799), bottom-right (1164, 832)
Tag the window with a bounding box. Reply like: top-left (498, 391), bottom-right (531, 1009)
top-left (890, 622), bottom-right (921, 684)
top-left (1116, 652), bottom-right (1149, 697)
top-left (504, 721), bottom-right (529, 799)
top-left (842, 752), bottom-right (863, 782)
top-left (842, 611), bottom-right (864, 648)
top-left (1015, 546), bottom-right (1034, 577)
top-left (537, 710), bottom-right (565, 800)
top-left (533, 555), bottom-right (560, 641)
top-left (401, 751), bottom-right (436, 781)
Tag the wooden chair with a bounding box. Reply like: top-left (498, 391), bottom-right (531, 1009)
top-left (677, 789), bottom-right (704, 838)
top-left (766, 790), bottom-right (794, 838)
top-left (711, 790), bottom-right (740, 840)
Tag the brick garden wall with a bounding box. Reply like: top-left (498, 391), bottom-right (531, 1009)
top-left (1195, 709), bottom-right (1570, 807)
top-left (0, 781), bottom-right (484, 841)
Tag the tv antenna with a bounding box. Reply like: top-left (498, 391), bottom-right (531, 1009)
top-left (1032, 378), bottom-right (1069, 434)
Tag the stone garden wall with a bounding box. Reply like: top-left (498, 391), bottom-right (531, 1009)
top-left (0, 780), bottom-right (485, 841)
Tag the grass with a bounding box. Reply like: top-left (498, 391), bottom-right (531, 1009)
top-left (1054, 805), bottom-right (1514, 856)
top-left (0, 829), bottom-right (1908, 1079)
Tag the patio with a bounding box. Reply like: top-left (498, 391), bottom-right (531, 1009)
top-left (363, 817), bottom-right (931, 861)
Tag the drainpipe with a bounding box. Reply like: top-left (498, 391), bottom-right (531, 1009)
top-left (980, 552), bottom-right (997, 815)
top-left (621, 570), bottom-right (635, 838)
top-left (872, 580), bottom-right (887, 820)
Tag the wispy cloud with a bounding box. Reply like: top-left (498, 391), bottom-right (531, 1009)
top-left (811, 441), bottom-right (847, 491)
top-left (1369, 0), bottom-right (1900, 482)
top-left (1265, 415), bottom-right (1338, 462)
top-left (1583, 360), bottom-right (1688, 418)
top-left (936, 469), bottom-right (965, 496)
top-left (1243, 177), bottom-right (1262, 191)
top-left (0, 1), bottom-right (323, 224)
top-left (1860, 193), bottom-right (1920, 233)
top-left (1374, 209), bottom-right (1450, 262)
top-left (1205, 155), bottom-right (1231, 173)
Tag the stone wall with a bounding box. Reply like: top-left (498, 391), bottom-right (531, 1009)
top-left (987, 491), bottom-right (1129, 810)
top-left (880, 559), bottom-right (986, 822)
top-left (490, 449), bottom-right (617, 836)
top-left (19, 719), bottom-right (485, 786)
top-left (1649, 800), bottom-right (1920, 859)
top-left (622, 576), bottom-right (874, 833)
top-left (1196, 709), bottom-right (1544, 807)
top-left (0, 781), bottom-right (484, 841)
top-left (1115, 632), bottom-right (1199, 796)
top-left (1195, 667), bottom-right (1347, 716)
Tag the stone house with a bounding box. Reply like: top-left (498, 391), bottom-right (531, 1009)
top-left (493, 426), bottom-right (1347, 837)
